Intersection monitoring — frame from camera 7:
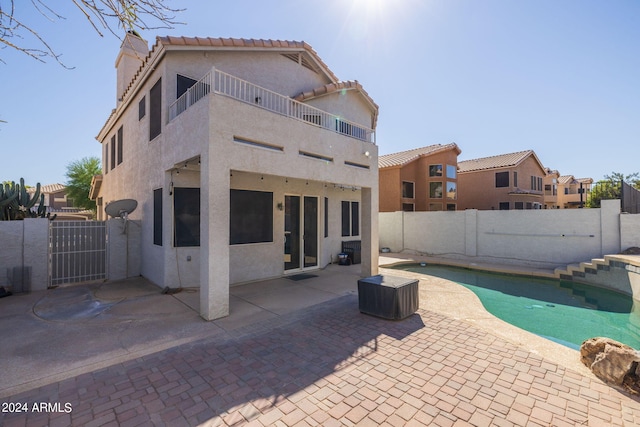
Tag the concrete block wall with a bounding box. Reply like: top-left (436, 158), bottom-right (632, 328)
top-left (0, 219), bottom-right (49, 292)
top-left (107, 219), bottom-right (142, 282)
top-left (621, 214), bottom-right (640, 250)
top-left (0, 219), bottom-right (141, 292)
top-left (380, 200), bottom-right (636, 269)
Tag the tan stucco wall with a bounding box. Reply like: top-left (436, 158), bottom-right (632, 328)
top-left (379, 148), bottom-right (459, 212)
top-left (379, 168), bottom-right (401, 212)
top-left (457, 156), bottom-right (546, 210)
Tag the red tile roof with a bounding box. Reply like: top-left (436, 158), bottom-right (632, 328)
top-left (120, 36), bottom-right (340, 103)
top-left (379, 144), bottom-right (461, 169)
top-left (457, 150), bottom-right (540, 173)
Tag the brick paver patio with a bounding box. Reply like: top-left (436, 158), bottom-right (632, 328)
top-left (2, 294), bottom-right (640, 426)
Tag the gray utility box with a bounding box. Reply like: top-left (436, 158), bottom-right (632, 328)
top-left (357, 275), bottom-right (419, 320)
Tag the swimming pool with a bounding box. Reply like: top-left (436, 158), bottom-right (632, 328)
top-left (393, 264), bottom-right (640, 350)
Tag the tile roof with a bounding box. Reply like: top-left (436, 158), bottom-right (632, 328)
top-left (558, 175), bottom-right (593, 185)
top-left (294, 81), bottom-right (379, 128)
top-left (121, 36), bottom-right (340, 104)
top-left (558, 175), bottom-right (576, 185)
top-left (457, 150), bottom-right (536, 173)
top-left (100, 35), bottom-right (369, 140)
top-left (379, 144), bottom-right (461, 169)
top-left (27, 183), bottom-right (66, 194)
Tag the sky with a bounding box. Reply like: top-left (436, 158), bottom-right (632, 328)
top-left (1, 0), bottom-right (638, 186)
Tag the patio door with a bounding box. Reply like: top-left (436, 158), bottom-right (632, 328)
top-left (284, 195), bottom-right (318, 271)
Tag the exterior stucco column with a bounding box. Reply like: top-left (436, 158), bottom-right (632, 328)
top-left (600, 199), bottom-right (621, 255)
top-left (199, 151), bottom-right (230, 321)
top-left (360, 187), bottom-right (379, 277)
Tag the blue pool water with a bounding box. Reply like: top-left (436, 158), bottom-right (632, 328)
top-left (394, 264), bottom-right (640, 350)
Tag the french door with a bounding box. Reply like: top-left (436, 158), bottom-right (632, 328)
top-left (284, 195), bottom-right (318, 271)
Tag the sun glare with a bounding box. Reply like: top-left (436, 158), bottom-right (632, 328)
top-left (341, 0), bottom-right (419, 46)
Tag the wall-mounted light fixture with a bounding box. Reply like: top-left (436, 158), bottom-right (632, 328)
top-left (277, 202), bottom-right (284, 211)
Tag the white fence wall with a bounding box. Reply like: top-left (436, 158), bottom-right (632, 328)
top-left (0, 219), bottom-right (141, 292)
top-left (621, 214), bottom-right (640, 251)
top-left (380, 200), bottom-right (633, 268)
top-left (0, 219), bottom-right (49, 291)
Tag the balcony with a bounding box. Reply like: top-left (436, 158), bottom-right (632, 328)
top-left (169, 68), bottom-right (375, 143)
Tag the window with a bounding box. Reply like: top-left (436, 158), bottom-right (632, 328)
top-left (174, 188), bottom-right (200, 247)
top-left (351, 201), bottom-right (359, 236)
top-left (513, 171), bottom-right (518, 187)
top-left (495, 172), bottom-right (509, 188)
top-left (402, 181), bottom-right (414, 198)
top-left (446, 182), bottom-right (457, 199)
top-left (531, 176), bottom-right (543, 191)
top-left (402, 203), bottom-right (414, 212)
top-left (230, 190), bottom-right (273, 244)
top-left (324, 197), bottom-right (329, 238)
top-left (110, 135), bottom-right (116, 170)
top-left (515, 202), bottom-right (524, 210)
top-left (117, 126), bottom-right (123, 165)
top-left (153, 188), bottom-right (162, 246)
top-left (149, 78), bottom-right (162, 141)
top-left (138, 96), bottom-right (146, 120)
top-left (446, 204), bottom-right (456, 211)
top-left (177, 74), bottom-right (198, 98)
top-left (446, 164), bottom-right (456, 179)
top-left (104, 142), bottom-right (109, 174)
top-left (429, 203), bottom-right (443, 211)
top-left (341, 201), bottom-right (359, 237)
top-left (429, 164), bottom-right (443, 177)
top-left (499, 202), bottom-right (510, 210)
top-left (526, 202), bottom-right (533, 209)
top-left (429, 182), bottom-right (443, 198)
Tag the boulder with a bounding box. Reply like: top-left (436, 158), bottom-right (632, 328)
top-left (580, 337), bottom-right (640, 395)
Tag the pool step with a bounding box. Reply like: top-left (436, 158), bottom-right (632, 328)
top-left (554, 258), bottom-right (608, 280)
top-left (558, 280), bottom-right (599, 309)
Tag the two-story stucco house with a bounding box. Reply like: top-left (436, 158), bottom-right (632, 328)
top-left (557, 176), bottom-right (593, 209)
top-left (457, 150), bottom-right (547, 210)
top-left (92, 33), bottom-right (380, 320)
top-left (378, 144), bottom-right (461, 212)
top-left (543, 170), bottom-right (593, 209)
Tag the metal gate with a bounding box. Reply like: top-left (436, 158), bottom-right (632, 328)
top-left (49, 221), bottom-right (107, 287)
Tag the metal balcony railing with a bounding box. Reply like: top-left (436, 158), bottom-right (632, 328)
top-left (168, 68), bottom-right (375, 143)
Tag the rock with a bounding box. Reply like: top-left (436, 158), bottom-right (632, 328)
top-left (620, 247), bottom-right (640, 255)
top-left (581, 337), bottom-right (640, 394)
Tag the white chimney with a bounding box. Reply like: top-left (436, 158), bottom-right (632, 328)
top-left (115, 31), bottom-right (149, 105)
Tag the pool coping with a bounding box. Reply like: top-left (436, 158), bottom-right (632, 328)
top-left (378, 253), bottom-right (596, 379)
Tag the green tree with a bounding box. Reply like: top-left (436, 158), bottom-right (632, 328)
top-left (587, 172), bottom-right (639, 208)
top-left (65, 157), bottom-right (101, 212)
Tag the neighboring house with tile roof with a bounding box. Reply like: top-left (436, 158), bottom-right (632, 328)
top-left (28, 183), bottom-right (93, 220)
top-left (557, 175), bottom-right (593, 209)
top-left (542, 170), bottom-right (593, 209)
top-left (90, 32), bottom-right (379, 320)
top-left (378, 144), bottom-right (461, 212)
top-left (457, 150), bottom-right (547, 210)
